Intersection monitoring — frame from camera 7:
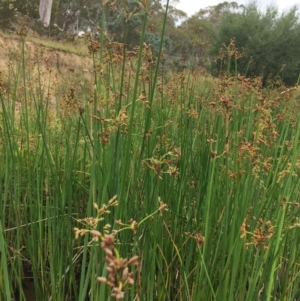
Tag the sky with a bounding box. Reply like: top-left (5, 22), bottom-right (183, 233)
top-left (175, 0), bottom-right (300, 17)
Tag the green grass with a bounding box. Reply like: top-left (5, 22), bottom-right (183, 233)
top-left (1, 2), bottom-right (300, 301)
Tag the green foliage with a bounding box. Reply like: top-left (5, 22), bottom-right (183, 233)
top-left (145, 31), bottom-right (171, 55)
top-left (2, 37), bottom-right (300, 299)
top-left (0, 0), bottom-right (39, 28)
top-left (2, 0), bottom-right (299, 86)
top-left (173, 2), bottom-right (243, 70)
top-left (2, 4), bottom-right (300, 299)
top-left (211, 2), bottom-right (300, 85)
top-left (105, 1), bottom-right (143, 48)
top-left (49, 0), bottom-right (102, 38)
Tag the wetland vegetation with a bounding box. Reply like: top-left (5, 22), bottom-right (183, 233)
top-left (1, 1), bottom-right (300, 300)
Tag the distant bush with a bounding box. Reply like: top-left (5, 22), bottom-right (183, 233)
top-left (211, 1), bottom-right (300, 86)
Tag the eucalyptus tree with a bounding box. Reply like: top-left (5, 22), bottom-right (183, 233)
top-left (144, 0), bottom-right (186, 58)
top-left (173, 2), bottom-right (243, 69)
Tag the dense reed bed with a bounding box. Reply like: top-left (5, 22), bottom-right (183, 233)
top-left (1, 3), bottom-right (300, 301)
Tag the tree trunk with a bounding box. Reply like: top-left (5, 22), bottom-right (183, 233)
top-left (39, 0), bottom-right (53, 27)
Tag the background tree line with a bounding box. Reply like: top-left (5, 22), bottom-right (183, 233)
top-left (0, 0), bottom-right (299, 86)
